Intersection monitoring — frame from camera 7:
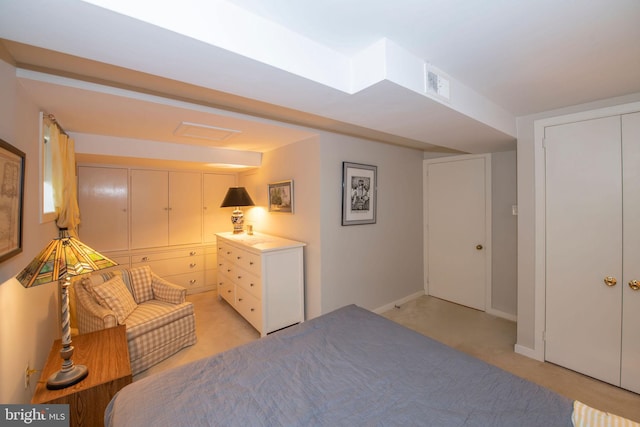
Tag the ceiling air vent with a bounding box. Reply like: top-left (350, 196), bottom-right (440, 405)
top-left (424, 65), bottom-right (450, 102)
top-left (174, 122), bottom-right (241, 143)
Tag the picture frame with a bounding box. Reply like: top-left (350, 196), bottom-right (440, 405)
top-left (342, 162), bottom-right (377, 226)
top-left (268, 180), bottom-right (294, 213)
top-left (0, 138), bottom-right (25, 262)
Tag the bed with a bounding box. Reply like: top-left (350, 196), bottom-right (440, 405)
top-left (104, 305), bottom-right (621, 426)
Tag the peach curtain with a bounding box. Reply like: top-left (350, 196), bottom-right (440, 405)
top-left (48, 119), bottom-right (80, 236)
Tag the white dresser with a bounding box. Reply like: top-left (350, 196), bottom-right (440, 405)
top-left (216, 232), bottom-right (305, 336)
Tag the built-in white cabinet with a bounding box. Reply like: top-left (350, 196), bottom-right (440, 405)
top-left (78, 166), bottom-right (129, 251)
top-left (544, 110), bottom-right (640, 394)
top-left (77, 165), bottom-right (237, 294)
top-left (130, 170), bottom-right (202, 248)
top-left (203, 173), bottom-right (236, 243)
top-left (216, 232), bottom-right (305, 336)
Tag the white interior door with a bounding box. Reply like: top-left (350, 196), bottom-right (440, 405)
top-left (621, 111), bottom-right (640, 393)
top-left (544, 116), bottom-right (623, 386)
top-left (425, 155), bottom-right (489, 311)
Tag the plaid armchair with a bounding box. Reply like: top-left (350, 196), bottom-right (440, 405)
top-left (74, 265), bottom-right (196, 375)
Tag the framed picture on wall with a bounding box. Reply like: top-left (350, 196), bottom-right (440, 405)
top-left (0, 138), bottom-right (25, 262)
top-left (342, 162), bottom-right (377, 225)
top-left (268, 180), bottom-right (294, 213)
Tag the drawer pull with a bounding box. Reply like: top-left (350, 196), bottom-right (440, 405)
top-left (218, 263), bottom-right (222, 267)
top-left (142, 256), bottom-right (149, 261)
top-left (250, 308), bottom-right (255, 312)
top-left (226, 251), bottom-right (231, 255)
top-left (237, 256), bottom-right (241, 260)
top-left (227, 289), bottom-right (232, 293)
top-left (250, 283), bottom-right (254, 287)
top-left (249, 261), bottom-right (254, 265)
top-left (237, 276), bottom-right (242, 279)
top-left (189, 279), bottom-right (196, 284)
top-left (238, 298), bottom-right (243, 302)
top-left (227, 269), bottom-right (231, 273)
top-left (190, 251), bottom-right (196, 256)
top-left (190, 263), bottom-right (197, 268)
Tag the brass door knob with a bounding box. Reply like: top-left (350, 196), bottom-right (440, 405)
top-left (604, 276), bottom-right (617, 287)
top-left (476, 244), bottom-right (483, 250)
top-left (629, 280), bottom-right (640, 291)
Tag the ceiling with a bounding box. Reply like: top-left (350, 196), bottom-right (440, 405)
top-left (1, 0), bottom-right (639, 170)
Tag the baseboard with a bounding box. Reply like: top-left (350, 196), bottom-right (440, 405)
top-left (486, 307), bottom-right (517, 322)
top-left (372, 290), bottom-right (425, 314)
top-left (514, 344), bottom-right (544, 361)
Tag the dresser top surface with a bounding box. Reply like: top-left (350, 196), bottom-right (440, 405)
top-left (216, 232), bottom-right (305, 251)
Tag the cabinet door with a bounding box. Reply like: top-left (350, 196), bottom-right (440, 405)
top-left (203, 173), bottom-right (236, 242)
top-left (131, 170), bottom-right (168, 248)
top-left (169, 171), bottom-right (202, 246)
top-left (77, 166), bottom-right (129, 251)
top-left (544, 116), bottom-right (623, 386)
top-left (621, 111), bottom-right (640, 393)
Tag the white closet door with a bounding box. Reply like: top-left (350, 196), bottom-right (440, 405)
top-left (169, 171), bottom-right (202, 246)
top-left (621, 111), bottom-right (640, 393)
top-left (77, 166), bottom-right (129, 251)
top-left (131, 169), bottom-right (168, 249)
top-left (426, 156), bottom-right (488, 311)
top-left (545, 116), bottom-right (622, 386)
top-left (203, 173), bottom-right (236, 243)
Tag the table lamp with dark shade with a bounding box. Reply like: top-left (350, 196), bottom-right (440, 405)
top-left (16, 227), bottom-right (117, 389)
top-left (220, 187), bottom-right (255, 234)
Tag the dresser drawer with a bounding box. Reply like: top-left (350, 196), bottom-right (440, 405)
top-left (235, 268), bottom-right (262, 300)
top-left (217, 273), bottom-right (235, 306)
top-left (217, 241), bottom-right (234, 261)
top-left (133, 254), bottom-right (204, 277)
top-left (236, 286), bottom-right (262, 331)
top-left (164, 271), bottom-right (205, 290)
top-left (131, 248), bottom-right (203, 263)
top-left (231, 247), bottom-right (261, 276)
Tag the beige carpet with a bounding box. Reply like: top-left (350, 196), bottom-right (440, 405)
top-left (135, 291), bottom-right (640, 422)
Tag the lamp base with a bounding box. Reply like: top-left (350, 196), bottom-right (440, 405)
top-left (46, 364), bottom-right (88, 390)
top-left (231, 208), bottom-right (244, 234)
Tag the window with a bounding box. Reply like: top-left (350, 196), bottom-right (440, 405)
top-left (40, 113), bottom-right (56, 223)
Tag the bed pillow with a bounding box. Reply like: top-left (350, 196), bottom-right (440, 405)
top-left (91, 276), bottom-right (138, 324)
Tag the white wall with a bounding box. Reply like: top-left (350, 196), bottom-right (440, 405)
top-left (240, 135), bottom-right (323, 318)
top-left (242, 131), bottom-right (425, 318)
top-left (319, 133), bottom-right (425, 314)
top-left (516, 92), bottom-right (640, 354)
top-left (491, 150), bottom-right (517, 316)
top-left (0, 49), bottom-right (60, 403)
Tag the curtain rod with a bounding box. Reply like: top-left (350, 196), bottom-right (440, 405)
top-left (44, 113), bottom-right (69, 137)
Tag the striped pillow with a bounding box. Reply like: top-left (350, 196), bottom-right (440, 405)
top-left (91, 276), bottom-right (138, 324)
top-left (572, 400), bottom-right (640, 427)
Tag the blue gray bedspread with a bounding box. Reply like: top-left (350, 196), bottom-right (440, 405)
top-left (105, 305), bottom-right (573, 426)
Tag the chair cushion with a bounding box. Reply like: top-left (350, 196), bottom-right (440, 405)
top-left (91, 276), bottom-right (138, 324)
top-left (124, 300), bottom-right (194, 341)
top-left (127, 265), bottom-right (154, 304)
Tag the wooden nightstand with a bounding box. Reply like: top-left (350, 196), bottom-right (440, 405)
top-left (32, 325), bottom-right (132, 427)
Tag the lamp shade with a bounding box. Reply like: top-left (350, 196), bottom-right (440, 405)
top-left (220, 187), bottom-right (255, 208)
top-left (16, 228), bottom-right (117, 288)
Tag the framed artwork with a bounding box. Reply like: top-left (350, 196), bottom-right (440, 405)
top-left (268, 180), bottom-right (294, 213)
top-left (0, 138), bottom-right (25, 262)
top-left (342, 162), bottom-right (377, 226)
